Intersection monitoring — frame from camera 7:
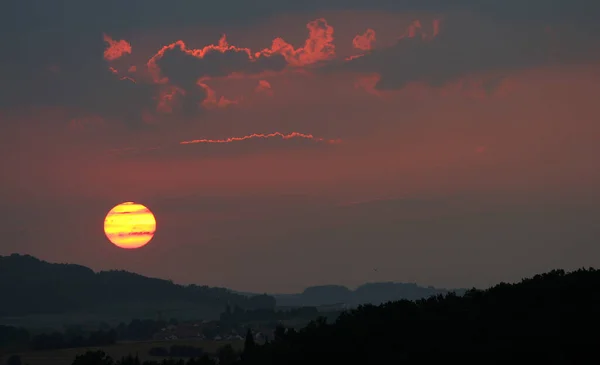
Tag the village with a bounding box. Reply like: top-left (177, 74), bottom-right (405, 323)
top-left (149, 305), bottom-right (336, 343)
top-left (151, 320), bottom-right (274, 343)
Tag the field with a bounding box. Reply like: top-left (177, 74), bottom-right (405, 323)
top-left (0, 339), bottom-right (244, 365)
top-left (0, 303), bottom-right (220, 333)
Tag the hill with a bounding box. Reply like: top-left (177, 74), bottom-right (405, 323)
top-left (8, 267), bottom-right (599, 365)
top-left (0, 254), bottom-right (275, 323)
top-left (273, 282), bottom-right (465, 308)
top-left (240, 268), bottom-right (600, 364)
top-left (1, 254), bottom-right (465, 324)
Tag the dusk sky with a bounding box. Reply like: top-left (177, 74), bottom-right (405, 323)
top-left (1, 0), bottom-right (599, 293)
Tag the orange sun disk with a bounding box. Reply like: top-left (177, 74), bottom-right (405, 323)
top-left (104, 202), bottom-right (157, 249)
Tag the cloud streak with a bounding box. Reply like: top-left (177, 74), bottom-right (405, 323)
top-left (106, 131), bottom-right (341, 158)
top-left (179, 131), bottom-right (341, 145)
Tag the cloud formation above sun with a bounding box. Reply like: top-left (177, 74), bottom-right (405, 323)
top-left (0, 1), bottom-right (597, 169)
top-left (3, 3), bottom-right (596, 125)
top-left (0, 1), bottom-right (597, 173)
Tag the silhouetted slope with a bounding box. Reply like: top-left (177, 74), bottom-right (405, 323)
top-left (241, 268), bottom-right (600, 365)
top-left (274, 282), bottom-right (464, 307)
top-left (283, 285), bottom-right (352, 307)
top-left (0, 254), bottom-right (275, 317)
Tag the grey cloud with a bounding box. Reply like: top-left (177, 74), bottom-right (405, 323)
top-left (2, 0), bottom-right (599, 37)
top-left (332, 15), bottom-right (599, 91)
top-left (155, 46), bottom-right (287, 89)
top-left (2, 0), bottom-right (598, 63)
top-left (0, 31), bottom-right (159, 127)
top-left (1, 0), bottom-right (598, 121)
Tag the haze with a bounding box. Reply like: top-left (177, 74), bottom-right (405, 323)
top-left (1, 0), bottom-right (599, 294)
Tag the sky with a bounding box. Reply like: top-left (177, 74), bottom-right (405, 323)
top-left (1, 0), bottom-right (600, 293)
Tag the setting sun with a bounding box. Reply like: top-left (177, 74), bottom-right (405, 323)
top-left (103, 202), bottom-right (156, 249)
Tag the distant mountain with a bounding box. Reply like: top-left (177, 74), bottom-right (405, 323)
top-left (0, 254), bottom-right (275, 320)
top-left (272, 282), bottom-right (467, 308)
top-left (0, 254), bottom-right (464, 323)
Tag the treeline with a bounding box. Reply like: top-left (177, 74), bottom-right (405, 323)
top-left (234, 268), bottom-right (600, 364)
top-left (70, 268), bottom-right (600, 364)
top-left (0, 326), bottom-right (116, 352)
top-left (66, 268), bottom-right (600, 364)
top-left (0, 317), bottom-right (173, 352)
top-left (31, 329), bottom-right (116, 351)
top-left (1, 306), bottom-right (324, 354)
top-left (71, 351), bottom-right (217, 365)
top-left (0, 326), bottom-right (29, 352)
top-left (115, 319), bottom-right (172, 341)
top-left (219, 306), bottom-right (320, 325)
top-left (148, 345), bottom-right (205, 358)
top-left (68, 342), bottom-right (241, 364)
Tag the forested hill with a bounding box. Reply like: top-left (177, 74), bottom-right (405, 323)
top-left (273, 282), bottom-right (466, 308)
top-left (0, 254), bottom-right (275, 318)
top-left (240, 268), bottom-right (600, 365)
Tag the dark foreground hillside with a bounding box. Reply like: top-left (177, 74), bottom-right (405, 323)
top-left (239, 268), bottom-right (600, 365)
top-left (0, 254), bottom-right (275, 319)
top-left (12, 268), bottom-right (598, 365)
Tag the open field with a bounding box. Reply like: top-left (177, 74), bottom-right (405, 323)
top-left (0, 303), bottom-right (220, 332)
top-left (0, 339), bottom-right (244, 365)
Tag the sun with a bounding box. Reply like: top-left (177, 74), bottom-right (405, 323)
top-left (104, 202), bottom-right (157, 249)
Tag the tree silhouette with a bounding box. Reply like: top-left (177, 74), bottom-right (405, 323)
top-left (231, 268), bottom-right (600, 365)
top-left (71, 350), bottom-right (113, 365)
top-left (5, 355), bottom-right (21, 365)
top-left (49, 268), bottom-right (600, 365)
top-left (217, 344), bottom-right (238, 365)
top-left (244, 329), bottom-right (255, 350)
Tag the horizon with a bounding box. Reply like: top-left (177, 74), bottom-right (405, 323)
top-left (2, 253), bottom-right (472, 295)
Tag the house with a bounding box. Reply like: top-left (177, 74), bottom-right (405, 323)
top-left (224, 334), bottom-right (244, 341)
top-left (254, 330), bottom-right (273, 343)
top-left (152, 323), bottom-right (204, 340)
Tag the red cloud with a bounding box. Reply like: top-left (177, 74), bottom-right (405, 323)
top-left (146, 18), bottom-right (336, 85)
top-left (179, 132), bottom-right (341, 145)
top-left (146, 34), bottom-right (265, 84)
top-left (156, 86), bottom-right (186, 113)
top-left (143, 18), bottom-right (336, 113)
top-left (103, 34), bottom-right (132, 61)
top-left (432, 19), bottom-right (441, 38)
top-left (264, 18), bottom-right (336, 67)
top-left (198, 80), bottom-right (240, 109)
top-left (346, 28), bottom-right (377, 60)
top-left (353, 29), bottom-right (376, 51)
top-left (106, 132), bottom-right (341, 157)
top-left (354, 73), bottom-right (383, 96)
top-left (255, 80), bottom-right (273, 95)
top-left (400, 19), bottom-right (439, 40)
